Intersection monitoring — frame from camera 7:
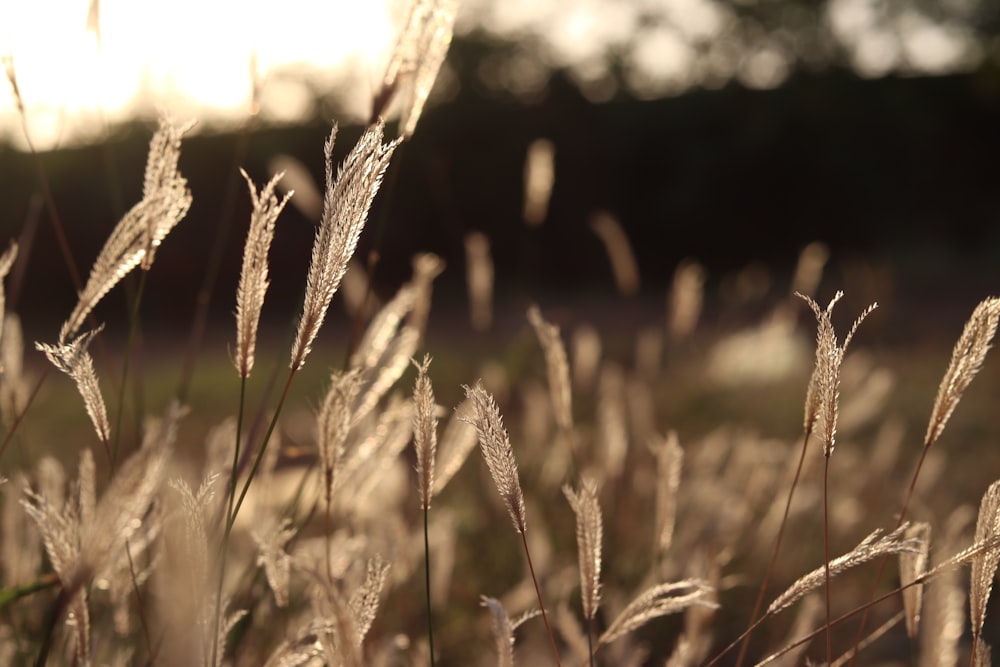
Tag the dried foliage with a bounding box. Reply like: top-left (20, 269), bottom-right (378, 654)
top-left (412, 355), bottom-right (438, 510)
top-left (564, 478), bottom-right (603, 620)
top-left (463, 382), bottom-right (526, 533)
top-left (767, 524), bottom-right (922, 615)
top-left (291, 120), bottom-right (399, 370)
top-left (599, 580), bottom-right (716, 646)
top-left (234, 170), bottom-right (291, 378)
top-left (970, 480), bottom-right (1000, 648)
top-left (61, 116), bottom-right (193, 343)
top-left (925, 296), bottom-right (1000, 447)
top-left (35, 327), bottom-right (110, 443)
top-left (527, 305), bottom-right (573, 433)
top-left (377, 0), bottom-right (460, 138)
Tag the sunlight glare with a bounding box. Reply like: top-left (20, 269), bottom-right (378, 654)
top-left (1, 0), bottom-right (395, 148)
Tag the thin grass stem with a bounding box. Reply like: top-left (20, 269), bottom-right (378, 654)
top-left (111, 269), bottom-right (148, 469)
top-left (423, 506), bottom-right (436, 666)
top-left (734, 426), bottom-right (812, 667)
top-left (521, 529), bottom-right (562, 667)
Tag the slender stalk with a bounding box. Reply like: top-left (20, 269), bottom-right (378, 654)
top-left (34, 587), bottom-right (70, 667)
top-left (226, 379), bottom-right (248, 525)
top-left (126, 541), bottom-right (156, 665)
top-left (423, 506), bottom-right (436, 666)
top-left (734, 426), bottom-right (812, 667)
top-left (211, 368), bottom-right (296, 667)
top-left (823, 455), bottom-right (833, 666)
top-left (111, 269), bottom-right (148, 469)
top-left (521, 530), bottom-right (562, 667)
top-left (0, 366), bottom-right (50, 462)
top-left (586, 619), bottom-right (595, 667)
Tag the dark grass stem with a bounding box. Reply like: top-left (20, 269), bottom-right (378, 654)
top-left (111, 269), bottom-right (148, 469)
top-left (0, 572), bottom-right (59, 609)
top-left (33, 587), bottom-right (70, 667)
top-left (734, 426), bottom-right (812, 667)
top-left (226, 379), bottom-right (248, 526)
top-left (423, 506), bottom-right (436, 667)
top-left (823, 455), bottom-right (833, 666)
top-left (212, 368), bottom-right (296, 667)
top-left (126, 540), bottom-right (156, 665)
top-left (521, 530), bottom-right (562, 667)
top-left (0, 366), bottom-right (51, 463)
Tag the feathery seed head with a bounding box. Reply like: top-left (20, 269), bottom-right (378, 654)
top-left (234, 169), bottom-right (291, 378)
top-left (564, 478), bottom-right (603, 620)
top-left (797, 291), bottom-right (877, 455)
top-left (291, 119), bottom-right (399, 370)
top-left (463, 381), bottom-right (526, 533)
top-left (412, 354), bottom-right (438, 510)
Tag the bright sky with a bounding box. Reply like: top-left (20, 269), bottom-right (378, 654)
top-left (0, 0), bottom-right (400, 148)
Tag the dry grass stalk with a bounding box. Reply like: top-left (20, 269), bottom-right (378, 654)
top-left (0, 313), bottom-right (27, 427)
top-left (481, 596), bottom-right (515, 667)
top-left (463, 382), bottom-right (526, 533)
top-left (598, 579), bottom-right (715, 646)
top-left (349, 554), bottom-right (391, 643)
top-left (290, 120), bottom-right (399, 370)
top-left (465, 231), bottom-right (493, 331)
top-left (527, 305), bottom-right (573, 433)
top-left (596, 362), bottom-right (627, 480)
top-left (61, 116), bottom-right (193, 343)
top-left (590, 212), bottom-right (640, 296)
top-left (766, 524), bottom-right (921, 616)
top-left (668, 260), bottom-right (705, 339)
top-left (35, 326), bottom-right (110, 443)
top-left (317, 369), bottom-right (364, 511)
top-left (412, 355), bottom-right (438, 510)
top-left (252, 518), bottom-right (295, 608)
top-left (900, 521), bottom-right (931, 637)
top-left (0, 241), bottom-right (18, 349)
top-left (234, 170), bottom-right (291, 378)
top-left (791, 241), bottom-right (829, 298)
top-left (376, 0), bottom-right (460, 138)
top-left (797, 291), bottom-right (877, 455)
top-left (571, 324), bottom-right (602, 391)
top-left (432, 397), bottom-right (478, 495)
top-left (970, 480), bottom-right (1000, 656)
top-left (523, 139), bottom-right (555, 226)
top-left (563, 478), bottom-right (603, 621)
top-left (652, 431), bottom-right (683, 559)
top-left (925, 296), bottom-right (1000, 447)
top-left (770, 594), bottom-right (823, 667)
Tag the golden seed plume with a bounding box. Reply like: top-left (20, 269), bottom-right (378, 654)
top-left (62, 116), bottom-right (193, 343)
top-left (599, 580), bottom-right (716, 646)
top-left (412, 354), bottom-right (438, 510)
top-left (767, 524), bottom-right (921, 616)
top-left (564, 478), bottom-right (603, 621)
top-left (925, 296), bottom-right (1000, 447)
top-left (290, 120), bottom-right (399, 370)
top-left (970, 480), bottom-right (1000, 644)
top-left (653, 431), bottom-right (683, 558)
top-left (317, 369), bottom-right (364, 510)
top-left (797, 291), bottom-right (877, 455)
top-left (349, 554), bottom-right (391, 644)
top-left (527, 305), bottom-right (573, 433)
top-left (900, 521), bottom-right (931, 638)
top-left (35, 326), bottom-right (110, 443)
top-left (234, 170), bottom-right (291, 378)
top-left (463, 382), bottom-right (526, 533)
top-left (480, 596), bottom-right (515, 667)
top-left (377, 0), bottom-right (461, 139)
